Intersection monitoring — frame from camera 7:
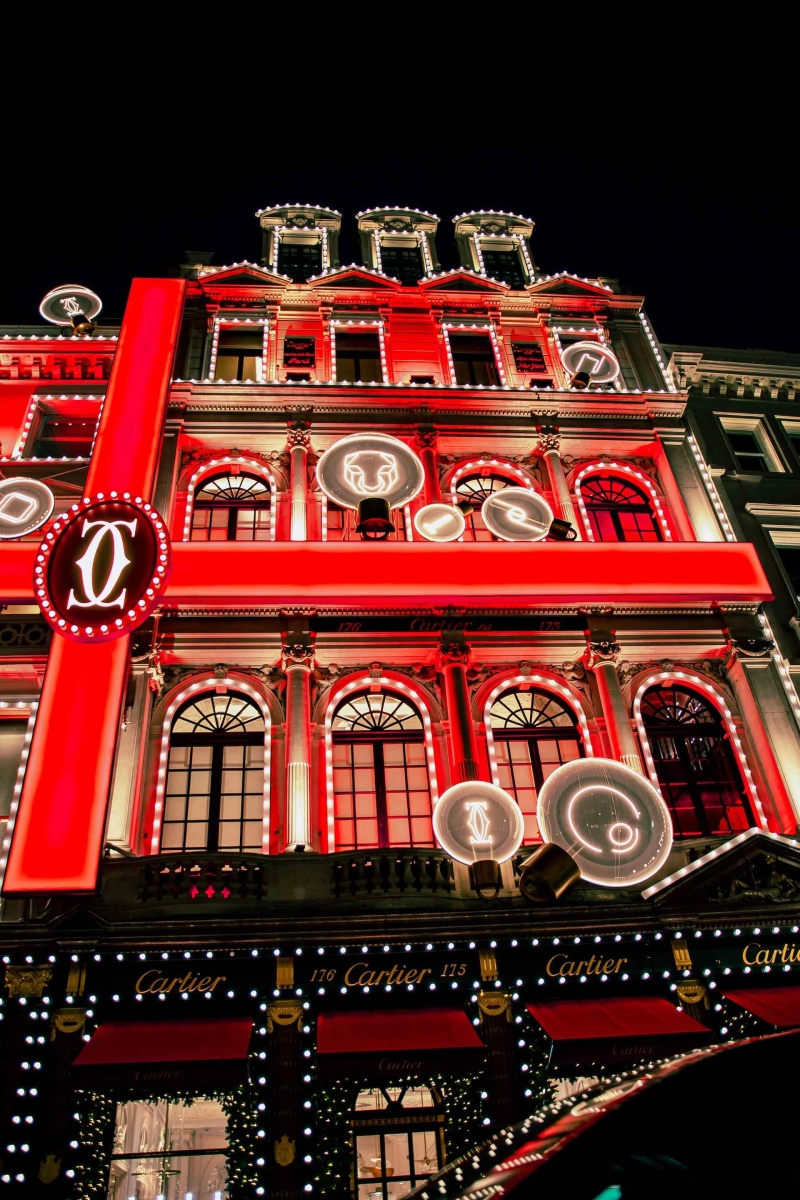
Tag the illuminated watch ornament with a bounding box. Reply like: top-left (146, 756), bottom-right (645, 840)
top-left (413, 503), bottom-right (465, 543)
top-left (560, 340), bottom-right (620, 385)
top-left (433, 780), bottom-right (524, 867)
top-left (39, 284), bottom-right (103, 327)
top-left (316, 432), bottom-right (425, 511)
top-left (0, 478), bottom-right (55, 539)
top-left (34, 494), bottom-right (171, 643)
top-left (536, 758), bottom-right (673, 888)
top-left (481, 487), bottom-right (553, 542)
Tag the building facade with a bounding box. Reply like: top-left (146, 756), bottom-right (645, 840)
top-left (2, 206), bottom-right (800, 1200)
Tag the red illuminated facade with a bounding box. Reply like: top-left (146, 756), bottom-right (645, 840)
top-left (2, 205), bottom-right (800, 1199)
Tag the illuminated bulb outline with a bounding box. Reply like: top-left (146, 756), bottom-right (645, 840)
top-left (573, 461), bottom-right (673, 541)
top-left (182, 456), bottom-right (278, 542)
top-left (207, 316), bottom-right (270, 384)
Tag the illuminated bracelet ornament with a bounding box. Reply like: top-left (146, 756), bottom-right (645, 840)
top-left (0, 479), bottom-right (55, 539)
top-left (560, 341), bottom-right (620, 385)
top-left (433, 780), bottom-right (524, 898)
top-left (413, 503), bottom-right (466, 542)
top-left (316, 432), bottom-right (425, 511)
top-left (536, 758), bottom-right (673, 887)
top-left (34, 494), bottom-right (171, 643)
top-left (481, 488), bottom-right (553, 542)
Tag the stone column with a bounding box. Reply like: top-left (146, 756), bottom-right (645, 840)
top-left (283, 641), bottom-right (315, 851)
top-left (267, 957), bottom-right (304, 1200)
top-left (105, 660), bottom-right (152, 851)
top-left (152, 412), bottom-right (184, 520)
top-left (584, 638), bottom-right (644, 774)
top-left (477, 949), bottom-right (522, 1128)
top-left (414, 427), bottom-right (441, 504)
top-left (654, 426), bottom-right (725, 542)
top-left (287, 421), bottom-right (311, 542)
top-left (437, 640), bottom-right (482, 783)
top-left (536, 426), bottom-right (581, 538)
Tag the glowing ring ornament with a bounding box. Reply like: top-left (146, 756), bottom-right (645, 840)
top-left (536, 758), bottom-right (673, 887)
top-left (39, 284), bottom-right (103, 326)
top-left (433, 780), bottom-right (524, 866)
top-left (34, 493), bottom-right (171, 644)
top-left (316, 432), bottom-right (425, 511)
top-left (481, 487), bottom-right (553, 542)
top-left (0, 478), bottom-right (55, 539)
top-left (560, 341), bottom-right (620, 385)
top-left (413, 503), bottom-right (466, 543)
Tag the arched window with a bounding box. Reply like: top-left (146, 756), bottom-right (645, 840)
top-left (190, 472), bottom-right (272, 542)
top-left (162, 692), bottom-right (265, 852)
top-left (580, 473), bottom-right (662, 542)
top-left (454, 473), bottom-right (514, 541)
top-left (489, 687), bottom-right (583, 842)
top-left (354, 1086), bottom-right (441, 1200)
top-left (639, 684), bottom-right (754, 838)
top-left (331, 691), bottom-right (432, 850)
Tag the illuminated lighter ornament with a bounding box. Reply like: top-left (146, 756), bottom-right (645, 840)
top-left (536, 758), bottom-right (673, 887)
top-left (481, 487), bottom-right (553, 542)
top-left (433, 781), bottom-right (523, 866)
top-left (316, 433), bottom-right (424, 511)
top-left (560, 341), bottom-right (620, 385)
top-left (413, 503), bottom-right (466, 543)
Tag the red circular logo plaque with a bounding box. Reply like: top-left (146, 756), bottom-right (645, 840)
top-left (34, 493), bottom-right (170, 643)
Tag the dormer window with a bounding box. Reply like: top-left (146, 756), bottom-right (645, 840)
top-left (453, 211), bottom-right (535, 288)
top-left (278, 238), bottom-right (322, 282)
top-left (357, 209), bottom-right (439, 282)
top-left (380, 241), bottom-right (425, 284)
top-left (257, 205), bottom-right (341, 282)
top-left (481, 247), bottom-right (526, 289)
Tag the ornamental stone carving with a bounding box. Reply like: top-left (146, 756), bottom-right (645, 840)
top-left (583, 640), bottom-right (622, 671)
top-left (5, 965), bottom-right (53, 998)
top-left (282, 642), bottom-right (315, 668)
top-left (535, 424), bottom-right (561, 454)
top-left (414, 426), bottom-right (438, 450)
top-left (266, 999), bottom-right (302, 1032)
top-left (478, 991), bottom-right (512, 1021)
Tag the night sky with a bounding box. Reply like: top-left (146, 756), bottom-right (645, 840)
top-left (2, 47), bottom-right (794, 355)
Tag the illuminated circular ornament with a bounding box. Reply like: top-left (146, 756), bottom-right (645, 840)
top-left (560, 341), bottom-right (620, 385)
top-left (34, 494), bottom-right (171, 644)
top-left (481, 487), bottom-right (553, 541)
top-left (316, 433), bottom-right (425, 511)
top-left (0, 478), bottom-right (55, 539)
top-left (413, 503), bottom-right (465, 543)
top-left (536, 758), bottom-right (673, 887)
top-left (433, 780), bottom-right (524, 866)
top-left (39, 284), bottom-right (102, 327)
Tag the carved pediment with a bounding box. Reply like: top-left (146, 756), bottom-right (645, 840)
top-left (645, 831), bottom-right (800, 912)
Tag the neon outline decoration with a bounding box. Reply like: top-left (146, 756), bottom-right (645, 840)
top-left (182, 456), bottom-right (278, 542)
top-left (316, 433), bottom-right (424, 512)
top-left (324, 675), bottom-right (439, 853)
top-left (0, 479), bottom-right (55, 539)
top-left (432, 780), bottom-right (523, 866)
top-left (481, 487), bottom-right (554, 541)
top-left (483, 675), bottom-right (595, 791)
top-left (573, 462), bottom-right (674, 542)
top-left (150, 677), bottom-right (272, 856)
top-left (631, 669), bottom-right (768, 831)
top-left (413, 503), bottom-right (466, 543)
top-left (560, 340), bottom-right (620, 385)
top-left (39, 284), bottom-right (102, 326)
top-left (34, 493), bottom-right (171, 643)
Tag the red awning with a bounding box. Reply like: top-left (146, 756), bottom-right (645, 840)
top-left (316, 1008), bottom-right (485, 1080)
top-left (72, 1019), bottom-right (253, 1088)
top-left (527, 996), bottom-right (710, 1066)
top-left (724, 988), bottom-right (800, 1028)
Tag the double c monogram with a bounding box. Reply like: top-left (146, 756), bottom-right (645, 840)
top-left (68, 518), bottom-right (136, 609)
top-left (35, 495), bottom-right (171, 644)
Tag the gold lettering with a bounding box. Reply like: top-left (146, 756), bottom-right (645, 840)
top-left (743, 942), bottom-right (760, 966)
top-left (755, 949), bottom-right (772, 966)
top-left (344, 962), bottom-right (369, 987)
top-left (135, 970), bottom-right (160, 994)
top-left (546, 954), bottom-right (568, 977)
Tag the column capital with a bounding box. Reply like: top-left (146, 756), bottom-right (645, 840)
top-left (5, 964), bottom-right (53, 999)
top-left (436, 639), bottom-right (474, 671)
top-left (583, 638), bottom-right (622, 671)
top-left (724, 636), bottom-right (775, 665)
top-left (535, 423), bottom-right (561, 454)
top-left (286, 427), bottom-right (311, 450)
top-left (414, 425), bottom-right (439, 450)
top-left (282, 641), bottom-right (315, 669)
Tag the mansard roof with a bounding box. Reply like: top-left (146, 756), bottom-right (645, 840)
top-left (417, 269), bottom-right (509, 293)
top-left (307, 265), bottom-right (401, 289)
top-left (642, 829), bottom-right (800, 912)
top-left (526, 272), bottom-right (615, 297)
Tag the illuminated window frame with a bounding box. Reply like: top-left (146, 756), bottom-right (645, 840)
top-left (483, 674), bottom-right (594, 790)
top-left (471, 232), bottom-right (534, 286)
top-left (0, 702), bottom-right (37, 888)
top-left (329, 319), bottom-right (388, 384)
top-left (372, 230), bottom-right (433, 278)
top-left (448, 458), bottom-right (537, 504)
top-left (324, 675), bottom-right (439, 852)
top-left (150, 676), bottom-right (272, 856)
top-left (207, 316), bottom-right (270, 383)
top-left (270, 225), bottom-right (329, 275)
top-left (574, 462), bottom-right (673, 542)
top-left (632, 670), bottom-right (767, 830)
top-left (551, 325), bottom-right (622, 392)
top-left (182, 456), bottom-right (278, 542)
top-left (441, 322), bottom-right (507, 387)
top-left (5, 393), bottom-right (104, 462)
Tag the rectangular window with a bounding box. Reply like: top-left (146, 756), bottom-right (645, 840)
top-left (283, 337), bottom-right (316, 368)
top-left (214, 330), bottom-right (263, 382)
top-left (31, 415), bottom-right (95, 458)
top-left (777, 547), bottom-right (800, 593)
top-left (381, 244), bottom-right (424, 284)
top-left (780, 421), bottom-right (800, 469)
top-left (335, 332), bottom-right (382, 383)
top-left (449, 333), bottom-right (498, 385)
top-left (0, 719), bottom-right (27, 823)
top-left (719, 417), bottom-right (783, 473)
top-left (481, 248), bottom-right (526, 289)
top-left (278, 240), bottom-right (322, 281)
top-left (108, 1097), bottom-right (228, 1198)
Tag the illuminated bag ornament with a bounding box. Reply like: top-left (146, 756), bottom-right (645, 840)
top-left (34, 493), bottom-right (171, 644)
top-left (536, 757), bottom-right (673, 887)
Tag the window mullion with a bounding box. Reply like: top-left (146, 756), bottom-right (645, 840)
top-left (207, 742), bottom-right (224, 852)
top-left (374, 741), bottom-right (389, 849)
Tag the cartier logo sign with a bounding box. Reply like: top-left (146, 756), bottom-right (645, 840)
top-left (135, 969), bottom-right (227, 995)
top-left (35, 494), bottom-right (170, 643)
